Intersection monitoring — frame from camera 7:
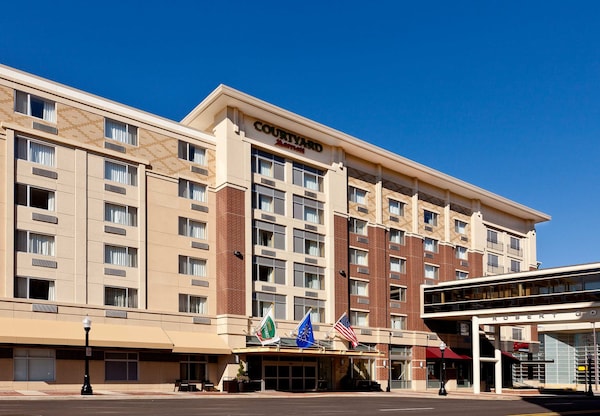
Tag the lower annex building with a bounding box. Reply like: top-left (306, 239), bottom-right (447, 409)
top-left (0, 64), bottom-right (550, 392)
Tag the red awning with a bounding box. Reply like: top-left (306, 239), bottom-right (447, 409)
top-left (502, 351), bottom-right (520, 362)
top-left (426, 347), bottom-right (469, 360)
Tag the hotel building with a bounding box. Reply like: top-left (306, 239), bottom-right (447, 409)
top-left (0, 64), bottom-right (551, 392)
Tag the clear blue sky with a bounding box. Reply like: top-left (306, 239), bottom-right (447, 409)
top-left (2, 1), bottom-right (598, 268)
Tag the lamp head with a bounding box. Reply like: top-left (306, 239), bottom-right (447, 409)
top-left (82, 315), bottom-right (92, 329)
top-left (439, 341), bottom-right (446, 352)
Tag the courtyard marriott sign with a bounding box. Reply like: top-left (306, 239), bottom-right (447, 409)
top-left (254, 121), bottom-right (323, 154)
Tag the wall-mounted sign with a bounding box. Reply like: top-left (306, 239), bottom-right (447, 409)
top-left (253, 121), bottom-right (323, 154)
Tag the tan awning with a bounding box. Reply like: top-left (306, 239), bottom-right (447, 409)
top-left (0, 317), bottom-right (179, 350)
top-left (165, 330), bottom-right (231, 354)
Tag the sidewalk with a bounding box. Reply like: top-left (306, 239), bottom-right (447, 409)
top-left (0, 388), bottom-right (545, 401)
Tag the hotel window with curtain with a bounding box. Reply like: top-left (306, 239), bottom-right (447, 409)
top-left (389, 228), bottom-right (405, 245)
top-left (104, 244), bottom-right (138, 267)
top-left (179, 255), bottom-right (207, 277)
top-left (293, 297), bottom-right (325, 322)
top-left (15, 91), bottom-right (56, 122)
top-left (293, 195), bottom-right (324, 225)
top-left (349, 218), bottom-right (368, 235)
top-left (252, 293), bottom-right (286, 319)
top-left (15, 276), bottom-right (55, 301)
top-left (104, 286), bottom-right (138, 308)
top-left (178, 140), bottom-right (206, 165)
top-left (104, 118), bottom-right (137, 146)
top-left (16, 137), bottom-right (55, 167)
top-left (350, 279), bottom-right (368, 296)
top-left (391, 315), bottom-right (407, 330)
top-left (179, 294), bottom-right (207, 314)
top-left (390, 257), bottom-right (406, 274)
top-left (350, 310), bottom-right (369, 327)
top-left (424, 264), bottom-right (439, 280)
top-left (16, 230), bottom-right (55, 256)
top-left (349, 248), bottom-right (368, 266)
top-left (104, 160), bottom-right (137, 186)
top-left (252, 149), bottom-right (285, 180)
top-left (424, 238), bottom-right (439, 253)
top-left (253, 184), bottom-right (285, 215)
top-left (178, 217), bottom-right (207, 239)
top-left (105, 202), bottom-right (137, 227)
top-left (424, 210), bottom-right (438, 226)
top-left (15, 183), bottom-right (55, 210)
top-left (349, 186), bottom-right (367, 205)
top-left (178, 178), bottom-right (207, 203)
top-left (389, 199), bottom-right (405, 216)
top-left (292, 162), bottom-right (324, 192)
top-left (293, 229), bottom-right (325, 257)
top-left (293, 263), bottom-right (324, 290)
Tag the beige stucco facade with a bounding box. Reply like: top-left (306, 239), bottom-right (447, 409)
top-left (0, 64), bottom-right (550, 392)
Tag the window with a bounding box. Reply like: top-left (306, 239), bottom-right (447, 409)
top-left (15, 277), bottom-right (55, 300)
top-left (179, 256), bottom-right (207, 277)
top-left (389, 229), bottom-right (405, 245)
top-left (487, 229), bottom-right (499, 243)
top-left (350, 310), bottom-right (368, 327)
top-left (349, 218), bottom-right (368, 235)
top-left (390, 285), bottom-right (406, 302)
top-left (253, 293), bottom-right (286, 319)
top-left (104, 245), bottom-right (137, 267)
top-left (350, 248), bottom-right (368, 266)
top-left (15, 91), bottom-right (56, 122)
top-left (424, 238), bottom-right (438, 253)
top-left (293, 229), bottom-right (325, 257)
top-left (104, 160), bottom-right (137, 186)
top-left (253, 256), bottom-right (286, 284)
top-left (487, 253), bottom-right (501, 273)
top-left (389, 199), bottom-right (404, 216)
top-left (14, 348), bottom-right (55, 381)
top-left (179, 294), bottom-right (207, 314)
top-left (16, 230), bottom-right (55, 256)
top-left (104, 286), bottom-right (138, 308)
top-left (178, 141), bottom-right (206, 165)
top-left (293, 195), bottom-right (324, 224)
top-left (509, 236), bottom-right (522, 255)
top-left (424, 264), bottom-right (439, 279)
top-left (16, 137), bottom-right (55, 167)
top-left (105, 118), bottom-right (137, 145)
top-left (15, 184), bottom-right (55, 210)
top-left (293, 162), bottom-right (324, 192)
top-left (105, 352), bottom-right (138, 381)
top-left (512, 327), bottom-right (523, 341)
top-left (349, 186), bottom-right (367, 205)
top-left (510, 259), bottom-right (521, 273)
top-left (254, 220), bottom-right (285, 249)
top-left (424, 210), bottom-right (438, 226)
top-left (455, 219), bottom-right (467, 234)
top-left (390, 257), bottom-right (406, 274)
top-left (178, 179), bottom-right (207, 203)
top-left (179, 217), bottom-right (207, 239)
top-left (105, 203), bottom-right (137, 226)
top-left (252, 149), bottom-right (285, 180)
top-left (391, 315), bottom-right (407, 330)
top-left (456, 271), bottom-right (468, 280)
top-left (350, 279), bottom-right (368, 296)
top-left (294, 263), bottom-right (324, 290)
top-left (456, 246), bottom-right (468, 260)
top-left (253, 184), bottom-right (285, 215)
top-left (294, 297), bottom-right (325, 322)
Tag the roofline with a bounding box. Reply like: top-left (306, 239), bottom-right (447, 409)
top-left (183, 85), bottom-right (551, 223)
top-left (0, 64), bottom-right (214, 143)
top-left (423, 262), bottom-right (600, 289)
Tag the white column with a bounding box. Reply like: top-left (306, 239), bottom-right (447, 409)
top-left (472, 316), bottom-right (480, 394)
top-left (494, 325), bottom-right (502, 394)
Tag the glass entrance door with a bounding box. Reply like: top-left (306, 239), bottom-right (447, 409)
top-left (264, 361), bottom-right (317, 391)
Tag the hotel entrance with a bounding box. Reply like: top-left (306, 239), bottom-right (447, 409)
top-left (247, 355), bottom-right (318, 391)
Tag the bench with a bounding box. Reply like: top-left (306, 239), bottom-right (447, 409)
top-left (175, 379), bottom-right (198, 392)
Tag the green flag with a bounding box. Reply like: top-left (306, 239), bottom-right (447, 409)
top-left (255, 305), bottom-right (280, 346)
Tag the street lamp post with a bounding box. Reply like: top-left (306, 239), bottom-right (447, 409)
top-left (386, 331), bottom-right (392, 392)
top-left (81, 315), bottom-right (93, 395)
top-left (587, 354), bottom-right (594, 397)
top-left (438, 341), bottom-right (447, 396)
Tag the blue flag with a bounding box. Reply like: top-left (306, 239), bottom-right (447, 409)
top-left (295, 310), bottom-right (315, 348)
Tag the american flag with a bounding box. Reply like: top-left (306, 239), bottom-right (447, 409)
top-left (334, 312), bottom-right (358, 347)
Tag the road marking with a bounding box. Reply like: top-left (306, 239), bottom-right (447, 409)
top-left (380, 408), bottom-right (435, 412)
top-left (510, 411), bottom-right (600, 416)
